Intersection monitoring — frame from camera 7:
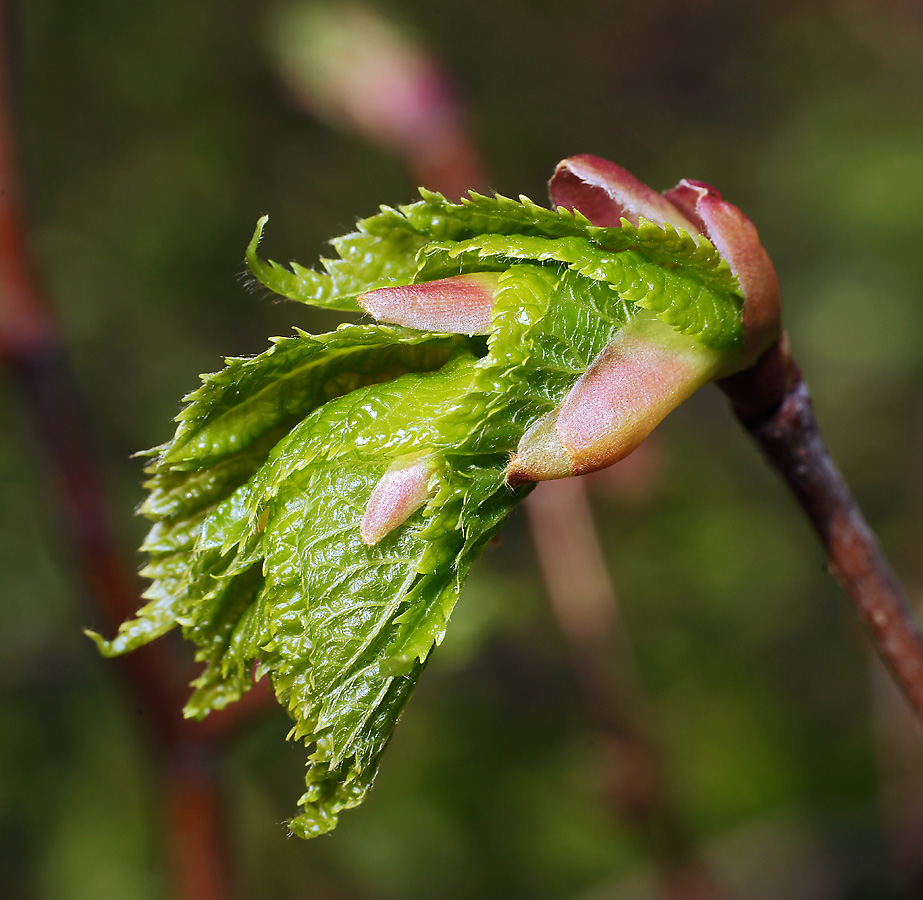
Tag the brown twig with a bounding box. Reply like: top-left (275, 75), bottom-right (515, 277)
top-left (719, 336), bottom-right (923, 725)
top-left (871, 399), bottom-right (923, 896)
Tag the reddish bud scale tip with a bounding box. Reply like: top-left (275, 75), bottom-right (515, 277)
top-left (548, 156), bottom-right (782, 370)
top-left (660, 178), bottom-right (720, 233)
top-left (550, 155), bottom-right (699, 232)
top-left (360, 457), bottom-right (437, 546)
top-left (358, 272), bottom-right (501, 335)
top-left (663, 179), bottom-right (781, 366)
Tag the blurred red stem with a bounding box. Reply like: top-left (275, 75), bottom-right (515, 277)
top-left (0, 5), bottom-right (261, 896)
top-left (526, 481), bottom-right (725, 900)
top-left (165, 741), bottom-right (234, 900)
top-left (719, 337), bottom-right (923, 725)
top-left (0, 0), bottom-right (183, 742)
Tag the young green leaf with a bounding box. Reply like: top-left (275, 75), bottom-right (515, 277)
top-left (94, 159), bottom-right (780, 837)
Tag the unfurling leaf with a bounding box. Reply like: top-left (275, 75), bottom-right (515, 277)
top-left (92, 157), bottom-right (780, 838)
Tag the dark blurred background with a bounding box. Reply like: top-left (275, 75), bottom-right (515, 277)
top-left (3, 1), bottom-right (923, 898)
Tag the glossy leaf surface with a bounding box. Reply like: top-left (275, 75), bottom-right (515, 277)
top-left (94, 186), bottom-right (750, 837)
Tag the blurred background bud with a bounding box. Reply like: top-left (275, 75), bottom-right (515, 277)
top-left (266, 1), bottom-right (484, 198)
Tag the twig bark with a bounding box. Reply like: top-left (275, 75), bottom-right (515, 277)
top-left (871, 401), bottom-right (923, 896)
top-left (719, 336), bottom-right (923, 726)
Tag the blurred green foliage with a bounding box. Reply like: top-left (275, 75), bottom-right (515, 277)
top-left (3, 1), bottom-right (923, 897)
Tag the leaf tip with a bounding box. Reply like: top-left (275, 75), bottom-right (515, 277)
top-left (84, 628), bottom-right (116, 658)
